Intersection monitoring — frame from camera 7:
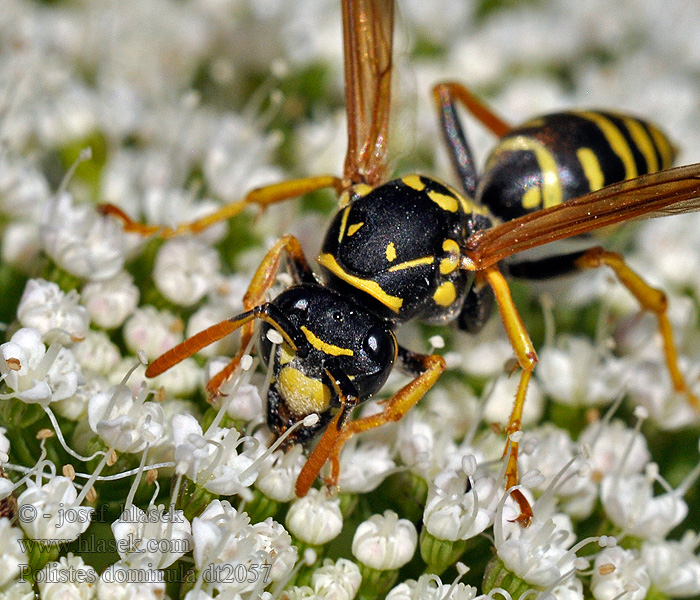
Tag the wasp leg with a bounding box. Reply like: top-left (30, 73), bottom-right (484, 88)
top-left (204, 234), bottom-right (316, 398)
top-left (99, 175), bottom-right (343, 238)
top-left (574, 246), bottom-right (700, 411)
top-left (295, 363), bottom-right (361, 497)
top-left (319, 351), bottom-right (446, 493)
top-left (145, 234), bottom-right (313, 400)
top-left (482, 265), bottom-right (537, 526)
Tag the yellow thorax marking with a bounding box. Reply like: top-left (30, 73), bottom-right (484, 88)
top-left (385, 242), bottom-right (397, 262)
top-left (402, 174), bottom-right (425, 191)
top-left (428, 190), bottom-right (459, 212)
top-left (433, 281), bottom-right (457, 307)
top-left (317, 253), bottom-right (404, 312)
top-left (388, 256), bottom-right (435, 272)
top-left (348, 222), bottom-right (364, 236)
top-left (301, 325), bottom-right (354, 357)
top-left (440, 239), bottom-right (460, 275)
top-left (337, 206), bottom-right (351, 243)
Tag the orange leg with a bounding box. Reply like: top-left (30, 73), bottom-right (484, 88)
top-left (145, 235), bottom-right (312, 401)
top-left (482, 266), bottom-right (537, 526)
top-left (294, 352), bottom-right (446, 497)
top-left (575, 246), bottom-right (700, 411)
top-left (99, 175), bottom-right (343, 238)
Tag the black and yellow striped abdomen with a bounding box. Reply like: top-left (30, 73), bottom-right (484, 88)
top-left (476, 111), bottom-right (676, 221)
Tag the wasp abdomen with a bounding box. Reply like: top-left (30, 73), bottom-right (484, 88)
top-left (477, 111), bottom-right (676, 221)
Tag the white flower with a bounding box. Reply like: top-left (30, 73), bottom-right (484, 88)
top-left (2, 221), bottom-right (42, 270)
top-left (536, 336), bottom-right (628, 407)
top-left (96, 561), bottom-right (165, 600)
top-left (640, 531), bottom-right (700, 597)
top-left (37, 553), bottom-right (98, 600)
top-left (286, 488), bottom-right (343, 545)
top-left (41, 192), bottom-right (131, 281)
top-left (88, 383), bottom-right (165, 453)
top-left (482, 373), bottom-right (544, 428)
top-left (191, 500), bottom-right (254, 571)
top-left (423, 468), bottom-right (501, 542)
top-left (81, 271), bottom-right (140, 329)
top-left (497, 514), bottom-right (579, 588)
top-left (518, 425), bottom-right (596, 519)
top-left (153, 237), bottom-right (220, 306)
top-left (591, 547), bottom-right (650, 600)
top-left (578, 420), bottom-right (651, 480)
top-left (386, 574), bottom-right (481, 600)
top-left (0, 579), bottom-right (35, 600)
top-left (255, 445), bottom-right (305, 502)
top-left (171, 414), bottom-right (259, 496)
top-left (0, 328), bottom-right (82, 406)
top-left (148, 356), bottom-right (200, 398)
top-left (600, 470), bottom-right (687, 540)
top-left (122, 306), bottom-right (183, 361)
top-left (203, 114), bottom-right (283, 205)
top-left (224, 382), bottom-right (263, 423)
top-left (250, 517), bottom-right (297, 582)
top-left (337, 438), bottom-right (396, 494)
top-left (0, 428), bottom-right (9, 465)
top-left (311, 558), bottom-right (362, 600)
top-left (352, 510), bottom-right (417, 570)
top-left (17, 279), bottom-right (89, 341)
top-left (73, 330), bottom-right (122, 375)
top-left (0, 517), bottom-right (27, 588)
top-left (17, 476), bottom-right (93, 543)
top-left (111, 505), bottom-right (192, 568)
top-left (0, 151), bottom-right (49, 218)
top-left (397, 415), bottom-right (458, 478)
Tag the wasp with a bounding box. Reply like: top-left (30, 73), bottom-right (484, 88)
top-left (101, 0), bottom-right (700, 524)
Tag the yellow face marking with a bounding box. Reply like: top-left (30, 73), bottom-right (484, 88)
top-left (387, 256), bottom-right (435, 272)
top-left (579, 111), bottom-right (637, 179)
top-left (318, 253), bottom-right (403, 312)
top-left (277, 366), bottom-right (331, 416)
top-left (440, 239), bottom-right (460, 275)
top-left (428, 190), bottom-right (459, 213)
top-left (385, 242), bottom-right (397, 262)
top-left (491, 136), bottom-right (562, 209)
top-left (337, 206), bottom-right (351, 243)
top-left (301, 325), bottom-right (354, 357)
top-left (433, 281), bottom-right (457, 307)
top-left (576, 147), bottom-right (605, 191)
top-left (402, 174), bottom-right (425, 191)
top-left (624, 118), bottom-right (658, 173)
top-left (647, 123), bottom-right (676, 168)
top-left (347, 222), bottom-right (364, 236)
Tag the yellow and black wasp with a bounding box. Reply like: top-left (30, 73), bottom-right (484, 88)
top-left (101, 0), bottom-right (700, 524)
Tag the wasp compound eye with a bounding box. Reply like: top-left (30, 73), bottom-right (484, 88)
top-left (363, 325), bottom-right (394, 365)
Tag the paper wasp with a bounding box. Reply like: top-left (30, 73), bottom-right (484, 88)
top-left (101, 0), bottom-right (700, 524)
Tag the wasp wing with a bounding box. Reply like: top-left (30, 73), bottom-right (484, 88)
top-left (464, 163), bottom-right (700, 270)
top-left (342, 0), bottom-right (395, 188)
